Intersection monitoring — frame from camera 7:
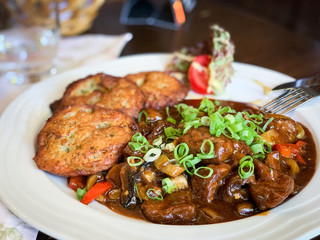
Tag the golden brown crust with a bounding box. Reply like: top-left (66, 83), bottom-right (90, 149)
top-left (125, 71), bottom-right (189, 109)
top-left (56, 73), bottom-right (144, 118)
top-left (33, 105), bottom-right (135, 176)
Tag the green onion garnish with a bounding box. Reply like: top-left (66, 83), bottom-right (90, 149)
top-left (175, 103), bottom-right (189, 113)
top-left (143, 148), bottom-right (162, 162)
top-left (180, 156), bottom-right (201, 175)
top-left (194, 166), bottom-right (214, 178)
top-left (174, 143), bottom-right (189, 160)
top-left (127, 156), bottom-right (144, 166)
top-left (197, 139), bottom-right (215, 159)
top-left (162, 178), bottom-right (177, 194)
top-left (164, 127), bottom-right (183, 141)
top-left (166, 107), bottom-right (177, 124)
top-left (262, 117), bottom-right (274, 132)
top-left (146, 189), bottom-right (163, 201)
top-left (76, 187), bottom-right (87, 201)
top-left (128, 142), bottom-right (141, 151)
top-left (238, 156), bottom-right (254, 179)
top-left (138, 110), bottom-right (149, 124)
top-left (152, 135), bottom-right (163, 147)
top-left (199, 97), bottom-right (215, 113)
top-left (201, 116), bottom-right (210, 126)
top-left (129, 132), bottom-right (152, 153)
top-left (248, 113), bottom-right (264, 125)
top-left (182, 159), bottom-right (197, 175)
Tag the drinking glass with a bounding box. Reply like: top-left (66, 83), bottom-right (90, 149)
top-left (0, 0), bottom-right (60, 84)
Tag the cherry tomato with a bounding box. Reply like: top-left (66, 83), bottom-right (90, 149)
top-left (188, 55), bottom-right (212, 94)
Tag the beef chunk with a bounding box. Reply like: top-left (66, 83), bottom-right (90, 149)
top-left (222, 172), bottom-right (254, 203)
top-left (264, 151), bottom-right (281, 171)
top-left (249, 160), bottom-right (294, 210)
top-left (191, 163), bottom-right (231, 202)
top-left (141, 190), bottom-right (196, 224)
top-left (266, 116), bottom-right (298, 143)
top-left (177, 127), bottom-right (252, 163)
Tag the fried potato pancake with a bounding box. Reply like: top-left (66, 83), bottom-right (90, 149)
top-left (125, 71), bottom-right (188, 109)
top-left (56, 73), bottom-right (144, 118)
top-left (34, 105), bottom-right (135, 176)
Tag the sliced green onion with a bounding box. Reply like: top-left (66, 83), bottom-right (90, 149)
top-left (175, 103), bottom-right (189, 113)
top-left (179, 154), bottom-right (194, 164)
top-left (201, 116), bottom-right (210, 126)
top-left (138, 110), bottom-right (148, 124)
top-left (152, 135), bottom-right (163, 147)
top-left (130, 133), bottom-right (151, 152)
top-left (200, 139), bottom-right (214, 156)
top-left (263, 141), bottom-right (272, 153)
top-left (194, 166), bottom-right (214, 178)
top-left (217, 106), bottom-right (236, 115)
top-left (180, 106), bottom-right (199, 122)
top-left (77, 187), bottom-right (87, 201)
top-left (245, 120), bottom-right (256, 130)
top-left (183, 156), bottom-right (201, 168)
top-left (174, 143), bottom-right (189, 160)
top-left (223, 126), bottom-right (240, 140)
top-left (230, 122), bottom-right (243, 132)
top-left (128, 142), bottom-right (141, 151)
top-left (146, 189), bottom-right (163, 201)
top-left (238, 156), bottom-right (254, 179)
top-left (167, 118), bottom-right (177, 124)
top-left (164, 127), bottom-right (183, 140)
top-left (262, 117), bottom-right (274, 132)
top-left (131, 132), bottom-right (146, 143)
top-left (234, 112), bottom-right (245, 123)
top-left (140, 144), bottom-right (151, 153)
top-left (166, 107), bottom-right (177, 124)
top-left (199, 97), bottom-right (215, 113)
top-left (251, 143), bottom-right (264, 155)
top-left (144, 148), bottom-right (162, 162)
top-left (197, 139), bottom-right (215, 159)
top-left (224, 114), bottom-right (235, 124)
top-left (249, 113), bottom-right (263, 124)
top-left (162, 178), bottom-right (177, 194)
top-left (183, 119), bottom-right (201, 134)
top-left (182, 159), bottom-right (196, 175)
top-left (127, 156), bottom-right (144, 166)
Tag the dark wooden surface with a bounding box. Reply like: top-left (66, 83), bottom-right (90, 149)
top-left (32, 0), bottom-right (320, 239)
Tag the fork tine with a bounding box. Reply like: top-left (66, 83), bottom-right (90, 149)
top-left (273, 97), bottom-right (310, 114)
top-left (265, 88), bottom-right (305, 112)
top-left (261, 88), bottom-right (313, 115)
top-left (261, 89), bottom-right (299, 111)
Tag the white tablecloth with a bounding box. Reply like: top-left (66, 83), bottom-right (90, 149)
top-left (0, 32), bottom-right (132, 240)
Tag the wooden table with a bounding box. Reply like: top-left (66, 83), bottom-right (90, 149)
top-left (35, 0), bottom-right (319, 239)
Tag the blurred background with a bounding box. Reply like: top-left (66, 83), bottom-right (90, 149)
top-left (1, 0), bottom-right (319, 40)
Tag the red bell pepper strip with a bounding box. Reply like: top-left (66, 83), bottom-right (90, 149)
top-left (273, 141), bottom-right (307, 165)
top-left (68, 176), bottom-right (86, 192)
top-left (81, 181), bottom-right (113, 205)
top-left (296, 140), bottom-right (307, 149)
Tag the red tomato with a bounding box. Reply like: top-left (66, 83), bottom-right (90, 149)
top-left (188, 55), bottom-right (212, 94)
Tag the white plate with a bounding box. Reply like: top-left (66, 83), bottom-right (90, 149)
top-left (0, 53), bottom-right (319, 240)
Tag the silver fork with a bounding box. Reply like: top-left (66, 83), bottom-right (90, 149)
top-left (260, 85), bottom-right (320, 115)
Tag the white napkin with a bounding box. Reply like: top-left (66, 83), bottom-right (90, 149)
top-left (0, 32), bottom-right (132, 240)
